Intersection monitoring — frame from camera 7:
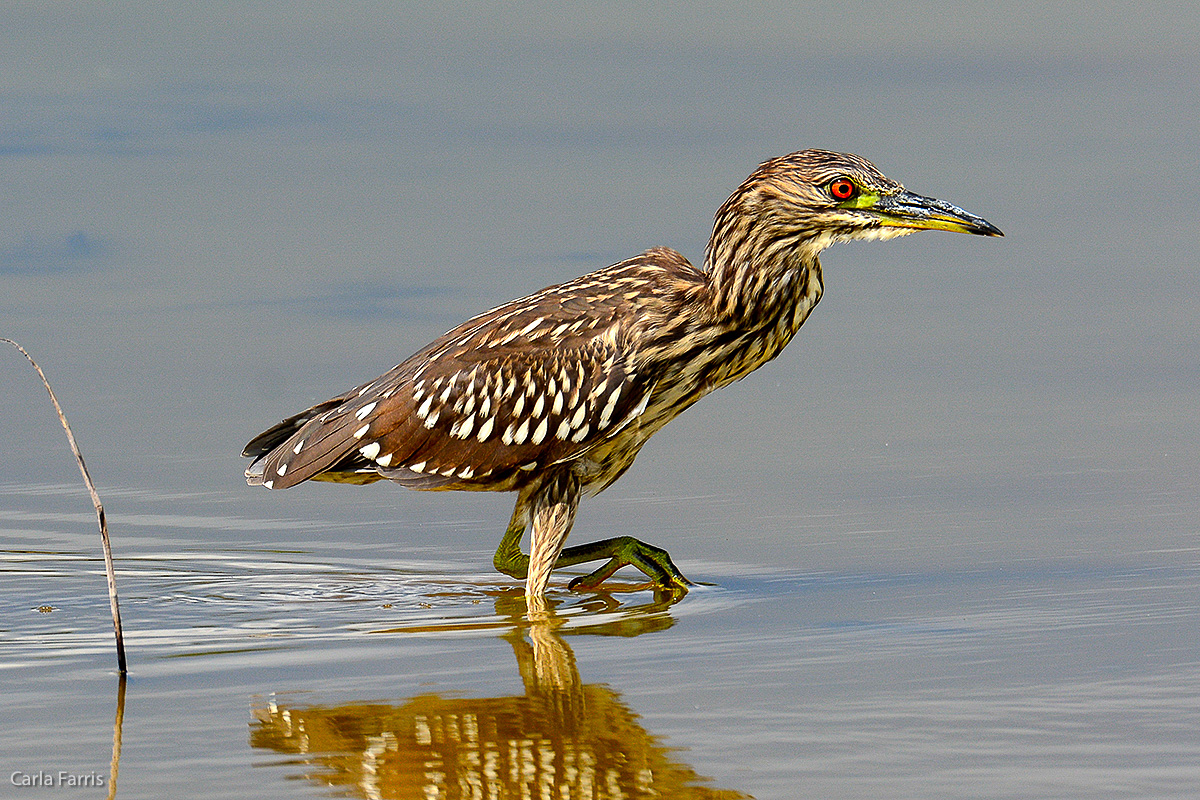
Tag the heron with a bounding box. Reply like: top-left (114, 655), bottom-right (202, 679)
top-left (243, 149), bottom-right (1001, 597)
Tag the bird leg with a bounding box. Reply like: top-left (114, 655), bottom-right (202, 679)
top-left (493, 472), bottom-right (692, 596)
top-left (559, 537), bottom-right (691, 593)
top-left (526, 479), bottom-right (579, 597)
top-left (494, 473), bottom-right (580, 596)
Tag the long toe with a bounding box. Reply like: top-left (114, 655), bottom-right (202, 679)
top-left (564, 538), bottom-right (692, 594)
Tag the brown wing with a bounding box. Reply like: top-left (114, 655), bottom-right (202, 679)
top-left (243, 249), bottom-right (697, 492)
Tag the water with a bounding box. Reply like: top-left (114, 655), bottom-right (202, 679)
top-left (3, 3), bottom-right (1200, 798)
top-left (5, 486), bottom-right (1199, 798)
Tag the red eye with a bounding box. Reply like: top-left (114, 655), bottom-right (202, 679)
top-left (829, 178), bottom-right (856, 200)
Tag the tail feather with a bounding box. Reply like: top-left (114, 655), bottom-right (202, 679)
top-left (242, 398), bottom-right (346, 485)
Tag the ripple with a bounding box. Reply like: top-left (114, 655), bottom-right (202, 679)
top-left (2, 543), bottom-right (759, 671)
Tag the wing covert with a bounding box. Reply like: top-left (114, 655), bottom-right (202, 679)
top-left (244, 265), bottom-right (666, 490)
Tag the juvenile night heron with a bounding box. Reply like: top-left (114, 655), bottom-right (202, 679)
top-left (244, 149), bottom-right (1001, 597)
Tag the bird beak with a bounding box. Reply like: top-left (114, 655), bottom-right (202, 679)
top-left (868, 190), bottom-right (1003, 237)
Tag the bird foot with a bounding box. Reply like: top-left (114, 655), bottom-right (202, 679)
top-left (563, 536), bottom-right (692, 594)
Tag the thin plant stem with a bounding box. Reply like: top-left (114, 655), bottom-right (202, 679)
top-left (107, 672), bottom-right (127, 799)
top-left (2, 338), bottom-right (127, 673)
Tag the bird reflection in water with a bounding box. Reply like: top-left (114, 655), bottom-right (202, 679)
top-left (249, 591), bottom-right (748, 799)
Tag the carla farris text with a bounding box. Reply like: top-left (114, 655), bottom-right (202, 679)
top-left (11, 771), bottom-right (106, 788)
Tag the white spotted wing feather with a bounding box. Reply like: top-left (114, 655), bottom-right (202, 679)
top-left (244, 254), bottom-right (678, 491)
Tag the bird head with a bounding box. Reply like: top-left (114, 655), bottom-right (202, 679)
top-left (710, 149), bottom-right (1002, 268)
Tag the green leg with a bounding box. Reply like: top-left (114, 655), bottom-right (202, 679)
top-left (493, 494), bottom-right (534, 579)
top-left (554, 537), bottom-right (692, 593)
top-left (492, 475), bottom-right (692, 595)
